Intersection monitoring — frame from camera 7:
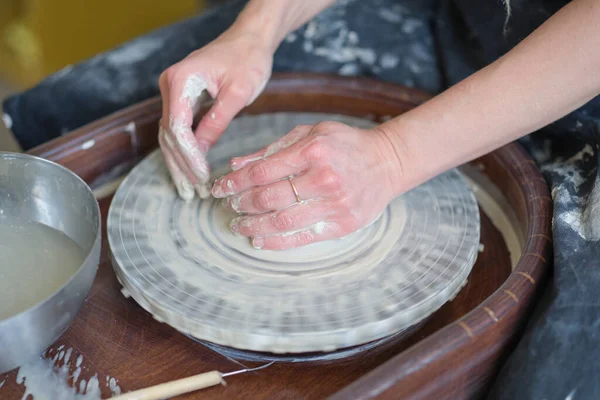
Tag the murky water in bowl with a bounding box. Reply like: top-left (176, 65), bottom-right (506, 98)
top-left (0, 218), bottom-right (85, 321)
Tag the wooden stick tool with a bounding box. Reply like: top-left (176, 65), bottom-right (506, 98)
top-left (109, 361), bottom-right (275, 400)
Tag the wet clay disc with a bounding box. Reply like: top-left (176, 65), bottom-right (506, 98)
top-left (107, 112), bottom-right (480, 354)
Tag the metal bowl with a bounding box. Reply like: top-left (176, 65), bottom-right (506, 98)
top-left (0, 152), bottom-right (101, 374)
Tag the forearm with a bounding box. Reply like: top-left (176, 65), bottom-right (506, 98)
top-left (381, 0), bottom-right (600, 194)
top-left (229, 0), bottom-right (336, 51)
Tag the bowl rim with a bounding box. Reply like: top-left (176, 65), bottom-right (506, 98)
top-left (0, 151), bottom-right (102, 325)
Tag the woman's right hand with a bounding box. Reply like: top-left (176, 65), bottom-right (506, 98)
top-left (158, 28), bottom-right (274, 200)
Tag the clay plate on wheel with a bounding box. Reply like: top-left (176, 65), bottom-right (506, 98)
top-left (107, 113), bottom-right (481, 354)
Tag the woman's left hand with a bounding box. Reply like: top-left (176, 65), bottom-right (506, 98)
top-left (211, 121), bottom-right (404, 250)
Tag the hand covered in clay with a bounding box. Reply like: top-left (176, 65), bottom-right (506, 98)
top-left (158, 29), bottom-right (273, 200)
top-left (212, 121), bottom-right (403, 250)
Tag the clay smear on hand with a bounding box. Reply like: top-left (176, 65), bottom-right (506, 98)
top-left (165, 74), bottom-right (213, 199)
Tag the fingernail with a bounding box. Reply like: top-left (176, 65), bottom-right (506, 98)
top-left (240, 218), bottom-right (252, 228)
top-left (230, 156), bottom-right (262, 171)
top-left (230, 159), bottom-right (242, 171)
top-left (212, 177), bottom-right (235, 197)
top-left (163, 131), bottom-right (175, 149)
top-left (229, 218), bottom-right (240, 235)
top-left (227, 195), bottom-right (242, 212)
top-left (195, 184), bottom-right (211, 199)
top-left (177, 181), bottom-right (194, 201)
top-left (212, 177), bottom-right (225, 197)
top-left (252, 237), bottom-right (264, 249)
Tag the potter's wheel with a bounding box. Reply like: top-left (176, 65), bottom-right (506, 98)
top-left (107, 113), bottom-right (480, 354)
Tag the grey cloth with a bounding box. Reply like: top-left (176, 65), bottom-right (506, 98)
top-left (1, 0), bottom-right (444, 149)
top-left (3, 0), bottom-right (600, 398)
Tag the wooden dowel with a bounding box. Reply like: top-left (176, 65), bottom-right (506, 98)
top-left (109, 370), bottom-right (224, 400)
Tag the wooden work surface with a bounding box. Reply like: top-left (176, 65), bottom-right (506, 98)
top-left (0, 193), bottom-right (511, 400)
top-left (0, 74), bottom-right (552, 399)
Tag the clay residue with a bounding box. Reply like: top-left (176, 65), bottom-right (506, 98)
top-left (13, 346), bottom-right (121, 400)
